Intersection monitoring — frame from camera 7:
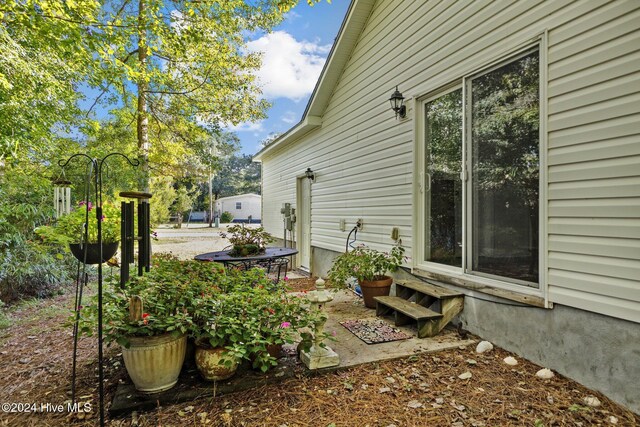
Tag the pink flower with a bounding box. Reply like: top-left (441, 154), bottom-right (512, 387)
top-left (283, 276), bottom-right (289, 281)
top-left (280, 322), bottom-right (291, 328)
top-left (78, 201), bottom-right (93, 211)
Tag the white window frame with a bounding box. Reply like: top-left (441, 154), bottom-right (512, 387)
top-left (412, 37), bottom-right (548, 304)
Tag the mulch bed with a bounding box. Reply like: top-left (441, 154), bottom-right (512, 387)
top-left (284, 276), bottom-right (317, 293)
top-left (0, 282), bottom-right (638, 426)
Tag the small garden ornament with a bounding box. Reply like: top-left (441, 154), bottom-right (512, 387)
top-left (300, 278), bottom-right (340, 369)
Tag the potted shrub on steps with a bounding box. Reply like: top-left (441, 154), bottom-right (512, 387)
top-left (327, 244), bottom-right (405, 308)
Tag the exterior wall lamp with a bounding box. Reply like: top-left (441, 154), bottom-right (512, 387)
top-left (305, 168), bottom-right (315, 181)
top-left (389, 86), bottom-right (406, 119)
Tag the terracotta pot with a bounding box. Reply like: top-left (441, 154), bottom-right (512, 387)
top-left (121, 333), bottom-right (187, 393)
top-left (266, 343), bottom-right (283, 359)
top-left (359, 275), bottom-right (393, 308)
top-left (69, 242), bottom-right (119, 265)
top-left (249, 343), bottom-right (283, 370)
top-left (195, 347), bottom-right (239, 381)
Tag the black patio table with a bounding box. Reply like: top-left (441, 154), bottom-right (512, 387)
top-left (194, 247), bottom-right (298, 281)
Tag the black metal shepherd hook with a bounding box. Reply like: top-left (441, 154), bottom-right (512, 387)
top-left (59, 153), bottom-right (139, 427)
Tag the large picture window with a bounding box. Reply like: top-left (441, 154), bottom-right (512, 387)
top-left (422, 48), bottom-right (540, 287)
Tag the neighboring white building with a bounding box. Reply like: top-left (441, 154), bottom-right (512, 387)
top-left (255, 0), bottom-right (640, 413)
top-left (215, 193), bottom-right (261, 222)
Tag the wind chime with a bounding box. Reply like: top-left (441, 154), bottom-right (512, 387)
top-left (119, 191), bottom-right (152, 286)
top-left (58, 153), bottom-right (151, 427)
top-left (52, 175), bottom-right (72, 218)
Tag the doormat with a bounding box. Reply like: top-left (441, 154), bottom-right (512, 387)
top-left (340, 319), bottom-right (411, 344)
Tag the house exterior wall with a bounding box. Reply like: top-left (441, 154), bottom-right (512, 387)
top-left (215, 194), bottom-right (261, 221)
top-left (262, 0), bottom-right (640, 322)
top-left (261, 0), bottom-right (640, 411)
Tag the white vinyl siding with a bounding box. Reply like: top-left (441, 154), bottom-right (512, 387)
top-left (546, 2), bottom-right (640, 323)
top-left (260, 0), bottom-right (640, 322)
top-left (215, 194), bottom-right (261, 220)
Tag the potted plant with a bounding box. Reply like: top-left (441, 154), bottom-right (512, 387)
top-left (190, 268), bottom-right (318, 378)
top-left (35, 200), bottom-right (121, 264)
top-left (327, 244), bottom-right (405, 308)
top-left (219, 224), bottom-right (274, 257)
top-left (77, 257), bottom-right (224, 392)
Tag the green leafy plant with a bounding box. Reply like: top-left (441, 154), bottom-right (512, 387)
top-left (220, 224), bottom-right (274, 257)
top-left (0, 170), bottom-right (73, 302)
top-left (0, 239), bottom-right (70, 302)
top-left (220, 211), bottom-right (234, 223)
top-left (190, 268), bottom-right (319, 372)
top-left (76, 255), bottom-right (226, 347)
top-left (327, 244), bottom-right (405, 287)
top-left (0, 301), bottom-right (11, 330)
top-left (35, 201), bottom-right (121, 244)
top-left (77, 256), bottom-right (318, 372)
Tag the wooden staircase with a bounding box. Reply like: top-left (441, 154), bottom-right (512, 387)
top-left (374, 280), bottom-right (464, 338)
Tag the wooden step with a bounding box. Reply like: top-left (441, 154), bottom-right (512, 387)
top-left (374, 296), bottom-right (444, 338)
top-left (374, 296), bottom-right (443, 320)
top-left (375, 280), bottom-right (465, 338)
top-left (396, 280), bottom-right (464, 299)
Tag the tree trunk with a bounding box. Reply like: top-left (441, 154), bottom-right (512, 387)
top-left (137, 0), bottom-right (150, 192)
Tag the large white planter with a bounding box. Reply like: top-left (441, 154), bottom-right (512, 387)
top-left (121, 333), bottom-right (187, 393)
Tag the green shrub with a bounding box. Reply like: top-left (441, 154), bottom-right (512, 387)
top-left (0, 172), bottom-right (73, 303)
top-left (0, 240), bottom-right (70, 303)
top-left (220, 211), bottom-right (234, 223)
top-left (0, 301), bottom-right (11, 330)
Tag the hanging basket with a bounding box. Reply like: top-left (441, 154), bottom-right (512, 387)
top-left (69, 242), bottom-right (119, 265)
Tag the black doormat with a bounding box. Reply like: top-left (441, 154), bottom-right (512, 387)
top-left (340, 319), bottom-right (411, 344)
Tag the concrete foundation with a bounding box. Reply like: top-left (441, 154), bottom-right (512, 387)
top-left (311, 245), bottom-right (640, 414)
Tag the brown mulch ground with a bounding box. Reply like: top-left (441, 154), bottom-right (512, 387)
top-left (284, 276), bottom-right (316, 293)
top-left (0, 279), bottom-right (638, 427)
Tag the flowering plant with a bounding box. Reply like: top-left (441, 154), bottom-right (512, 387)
top-left (190, 268), bottom-right (319, 371)
top-left (36, 201), bottom-right (121, 244)
top-left (220, 224), bottom-right (274, 257)
top-left (327, 244), bottom-right (405, 287)
top-left (76, 255), bottom-right (225, 347)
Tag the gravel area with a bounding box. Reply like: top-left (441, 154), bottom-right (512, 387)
top-left (152, 223), bottom-right (235, 260)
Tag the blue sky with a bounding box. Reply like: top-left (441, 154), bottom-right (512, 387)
top-left (228, 1), bottom-right (350, 155)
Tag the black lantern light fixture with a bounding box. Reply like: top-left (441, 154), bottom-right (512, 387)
top-left (389, 85), bottom-right (406, 119)
top-left (305, 167), bottom-right (315, 181)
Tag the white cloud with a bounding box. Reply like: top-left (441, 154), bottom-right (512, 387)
top-left (284, 10), bottom-right (301, 22)
top-left (246, 31), bottom-right (331, 100)
top-left (225, 120), bottom-right (264, 133)
top-left (281, 111), bottom-right (297, 124)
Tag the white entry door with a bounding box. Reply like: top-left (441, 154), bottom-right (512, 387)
top-left (297, 177), bottom-right (311, 270)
